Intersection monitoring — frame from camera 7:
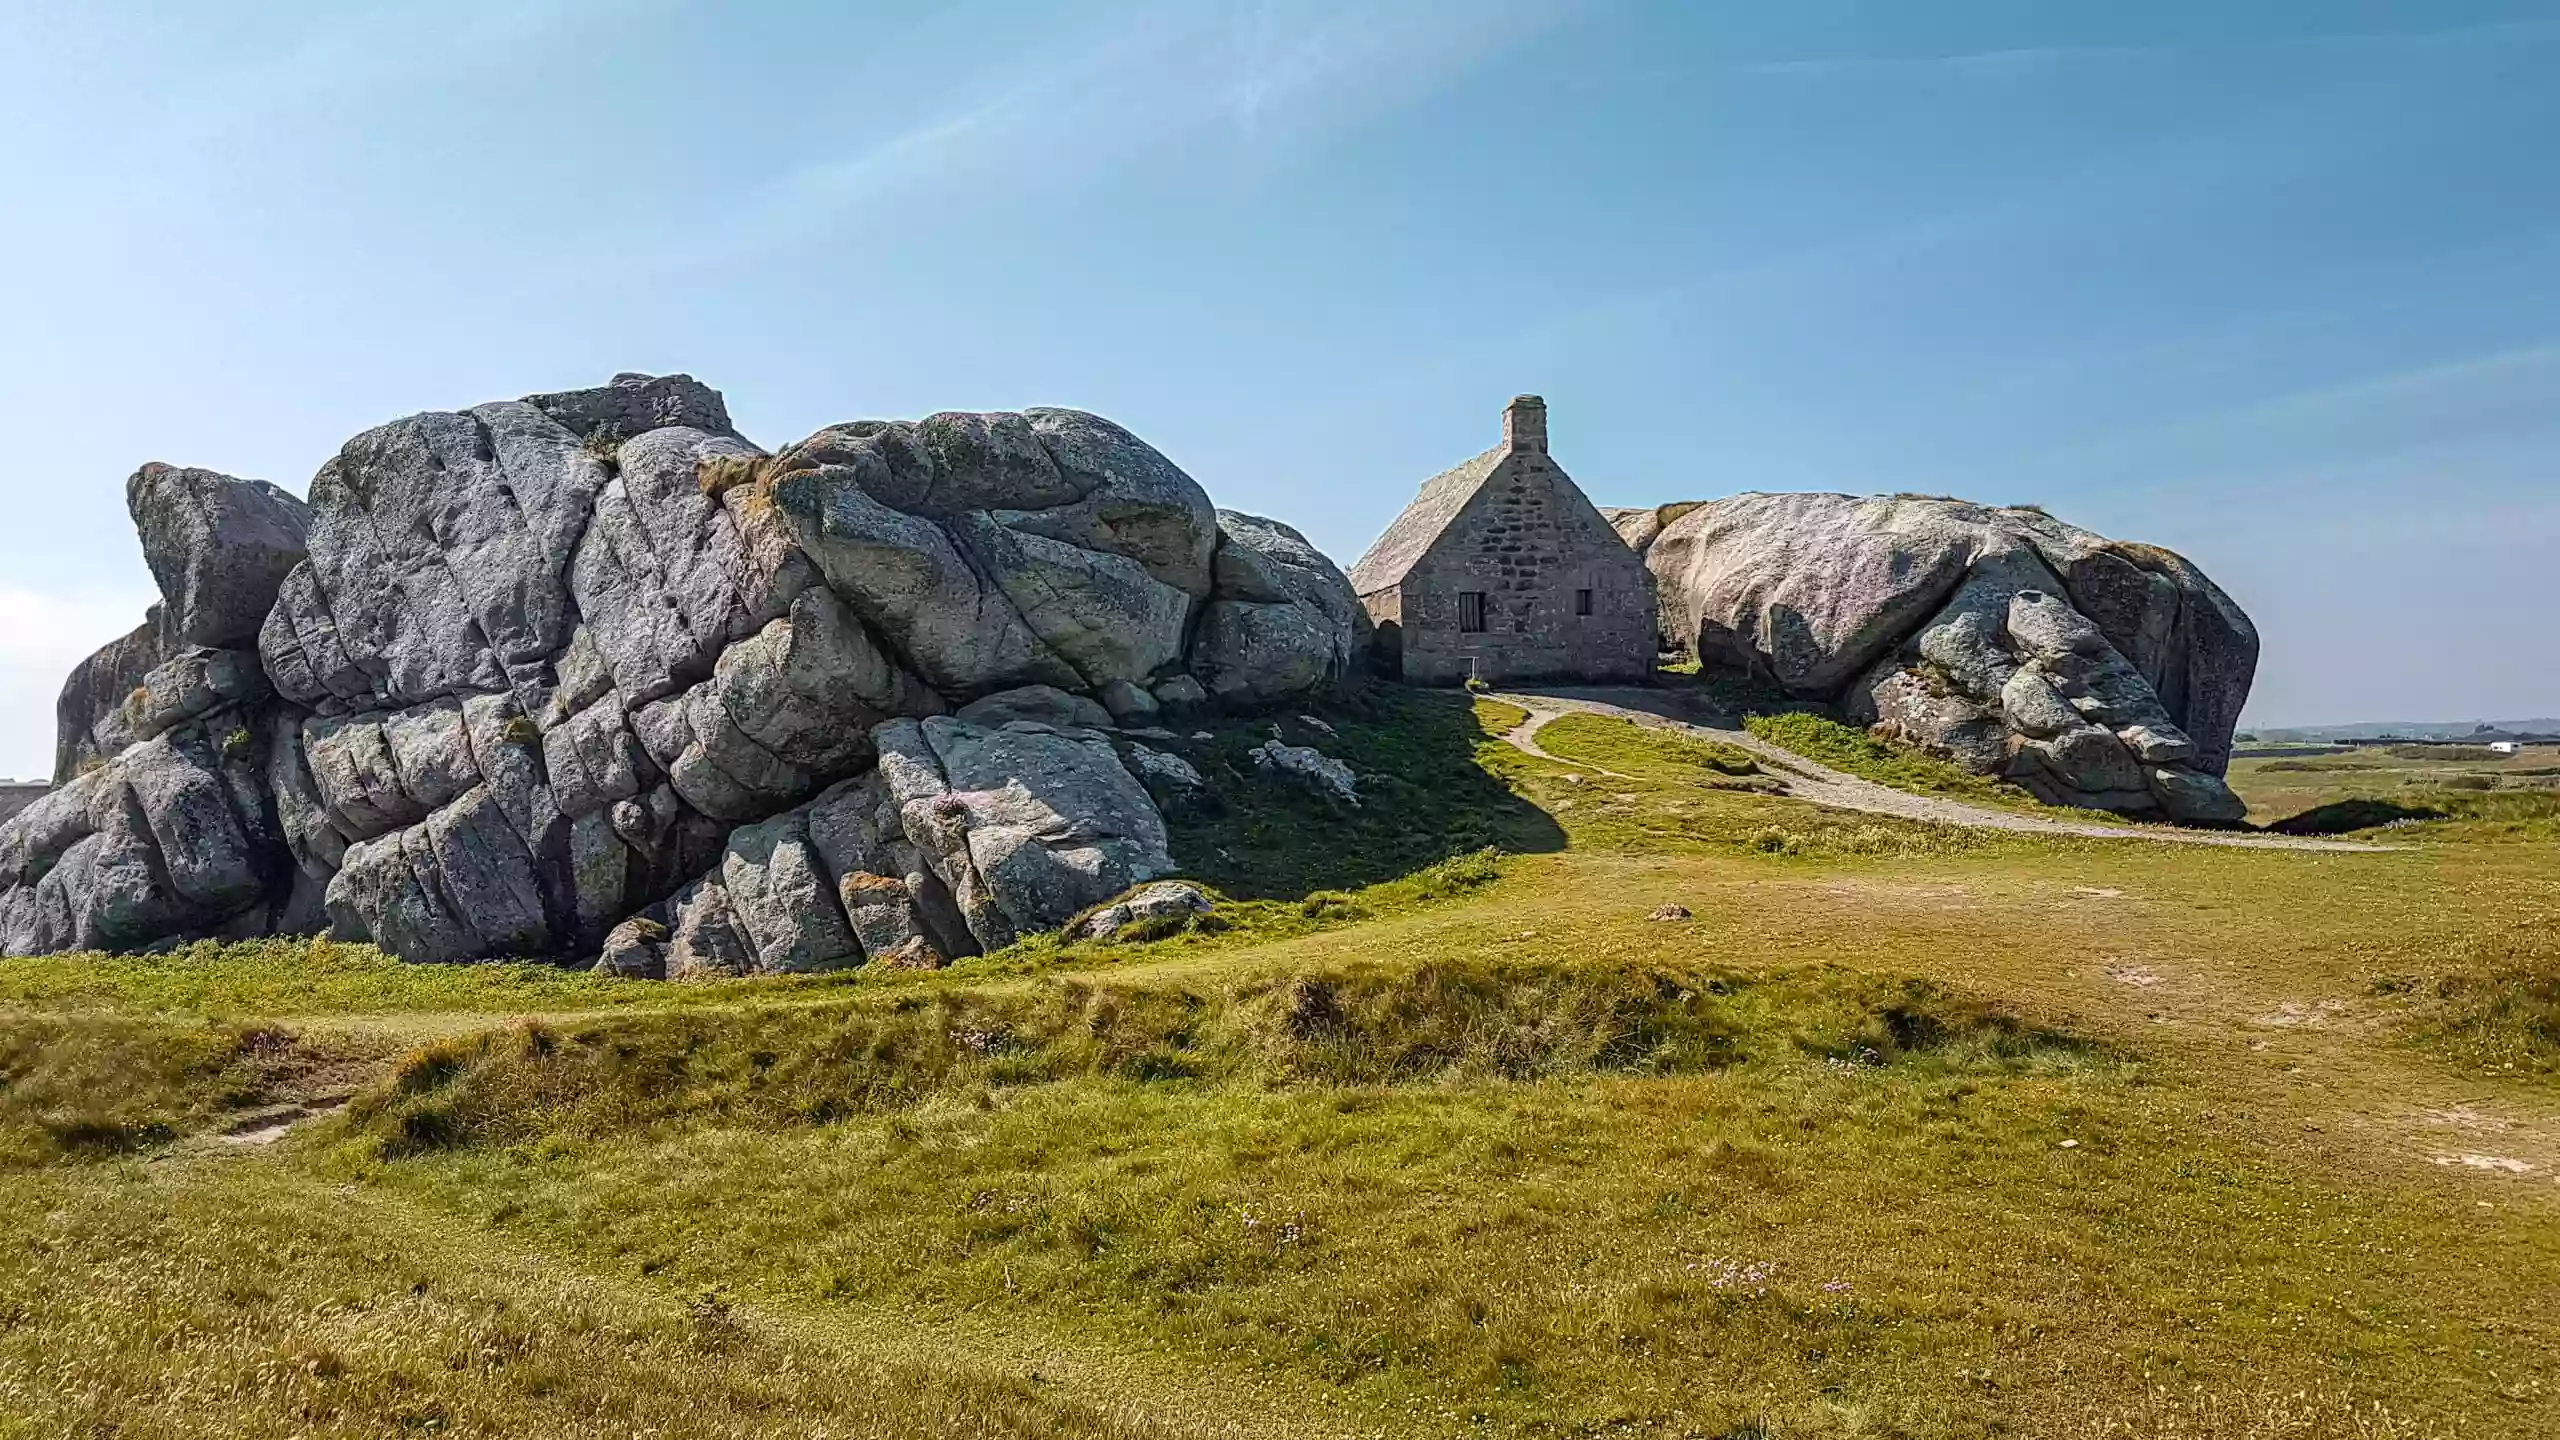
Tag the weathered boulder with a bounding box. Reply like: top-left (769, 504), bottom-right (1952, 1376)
top-left (111, 648), bottom-right (274, 752)
top-left (956, 685), bottom-right (1114, 732)
top-left (53, 615), bottom-right (174, 783)
top-left (527, 371), bottom-right (735, 446)
top-left (593, 916), bottom-right (670, 979)
top-left (1069, 879), bottom-right (1215, 941)
top-left (1633, 493), bottom-right (2255, 823)
top-left (127, 464), bottom-right (311, 649)
top-left (662, 871), bottom-right (758, 979)
top-left (763, 408), bottom-right (1222, 698)
top-left (718, 809), bottom-right (861, 974)
top-left (1643, 494), bottom-right (2012, 698)
top-left (0, 719), bottom-right (293, 955)
top-left (802, 771), bottom-right (970, 966)
top-left (267, 401), bottom-right (623, 716)
top-left (1191, 511), bottom-right (1365, 704)
top-left (1153, 674), bottom-right (1208, 711)
top-left (872, 716), bottom-right (1173, 953)
top-left (1600, 503), bottom-right (1705, 556)
top-left (1121, 743), bottom-right (1205, 797)
top-left (16, 376), bottom-right (1353, 968)
top-left (47, 463), bottom-right (298, 780)
top-left (596, 708), bottom-right (1174, 981)
top-left (1252, 739), bottom-right (1360, 806)
top-left (568, 423), bottom-right (788, 709)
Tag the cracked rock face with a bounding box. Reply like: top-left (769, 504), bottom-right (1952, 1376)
top-left (5, 374), bottom-right (1356, 967)
top-left (1618, 493), bottom-right (2255, 825)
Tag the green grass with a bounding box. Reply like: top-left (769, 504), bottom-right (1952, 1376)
top-left (0, 1014), bottom-right (391, 1166)
top-left (2252, 784), bottom-right (2560, 844)
top-left (332, 957), bottom-right (2085, 1157)
top-left (0, 936), bottom-right (714, 1017)
top-left (1514, 713), bottom-right (2039, 861)
top-left (0, 1161), bottom-right (1184, 1440)
top-left (2407, 913), bottom-right (2560, 1082)
top-left (1532, 712), bottom-right (1766, 781)
top-left (4, 691), bottom-right (2558, 1436)
top-left (1743, 711), bottom-right (2065, 814)
top-left (2231, 744), bottom-right (2560, 841)
top-left (330, 995), bottom-right (2531, 1438)
top-left (1152, 687), bottom-right (1562, 899)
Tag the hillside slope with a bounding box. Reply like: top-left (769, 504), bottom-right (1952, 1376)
top-left (3, 703), bottom-right (2555, 1437)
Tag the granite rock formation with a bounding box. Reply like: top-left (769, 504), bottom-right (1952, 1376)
top-left (1611, 493), bottom-right (2255, 824)
top-left (4, 374), bottom-right (1359, 967)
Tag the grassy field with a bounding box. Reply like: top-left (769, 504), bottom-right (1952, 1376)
top-left (3, 694), bottom-right (2555, 1437)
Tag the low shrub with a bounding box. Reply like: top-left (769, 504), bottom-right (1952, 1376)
top-left (2266, 799), bottom-right (2446, 836)
top-left (2388, 745), bottom-right (2507, 762)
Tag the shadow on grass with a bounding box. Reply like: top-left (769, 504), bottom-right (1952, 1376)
top-left (2266, 799), bottom-right (2447, 836)
top-left (1162, 685), bottom-right (1564, 901)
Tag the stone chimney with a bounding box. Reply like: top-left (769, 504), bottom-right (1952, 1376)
top-left (1503, 394), bottom-right (1547, 454)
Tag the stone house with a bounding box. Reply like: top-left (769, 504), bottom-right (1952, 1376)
top-left (1350, 396), bottom-right (1657, 685)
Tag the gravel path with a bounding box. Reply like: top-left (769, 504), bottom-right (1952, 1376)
top-left (1487, 687), bottom-right (2393, 854)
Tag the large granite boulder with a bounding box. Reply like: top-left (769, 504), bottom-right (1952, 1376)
top-left (627, 710), bottom-right (1170, 978)
top-left (871, 715), bottom-right (1175, 952)
top-left (55, 463), bottom-right (310, 784)
top-left (127, 464), bottom-right (312, 648)
top-left (1191, 511), bottom-right (1365, 704)
top-left (4, 375), bottom-right (1349, 967)
top-left (0, 718), bottom-right (298, 955)
top-left (1625, 494), bottom-right (2255, 824)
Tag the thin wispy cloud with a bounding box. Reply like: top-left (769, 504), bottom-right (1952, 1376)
top-left (1735, 45), bottom-right (2169, 79)
top-left (615, 0), bottom-right (1577, 276)
top-left (1723, 16), bottom-right (2560, 83)
top-left (2009, 343), bottom-right (2560, 508)
top-left (1220, 0), bottom-right (1573, 136)
top-left (2297, 16), bottom-right (2560, 52)
top-left (136, 0), bottom-right (656, 149)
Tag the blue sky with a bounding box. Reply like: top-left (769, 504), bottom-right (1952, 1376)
top-left (3, 1), bottom-right (2555, 776)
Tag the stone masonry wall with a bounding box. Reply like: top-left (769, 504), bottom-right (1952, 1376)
top-left (1393, 452), bottom-right (1655, 685)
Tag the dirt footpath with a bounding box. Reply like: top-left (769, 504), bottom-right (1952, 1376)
top-left (1487, 687), bottom-right (2391, 854)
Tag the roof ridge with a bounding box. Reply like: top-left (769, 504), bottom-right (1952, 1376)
top-left (1347, 441), bottom-right (1509, 595)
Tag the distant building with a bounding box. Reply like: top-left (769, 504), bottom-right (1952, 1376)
top-left (1349, 396), bottom-right (1656, 686)
top-left (2489, 741), bottom-right (2521, 756)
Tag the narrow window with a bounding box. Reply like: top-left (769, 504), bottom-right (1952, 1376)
top-left (1458, 591), bottom-right (1488, 633)
top-left (1575, 588), bottom-right (1594, 617)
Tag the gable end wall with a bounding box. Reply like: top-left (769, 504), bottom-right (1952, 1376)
top-left (1393, 452), bottom-right (1656, 685)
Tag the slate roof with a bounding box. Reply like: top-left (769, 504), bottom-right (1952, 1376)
top-left (1347, 442), bottom-right (1507, 596)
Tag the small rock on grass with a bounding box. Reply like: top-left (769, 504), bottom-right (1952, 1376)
top-left (1070, 879), bottom-right (1216, 941)
top-left (1650, 904), bottom-right (1692, 922)
top-left (594, 916), bottom-right (670, 979)
top-left (1251, 739), bottom-right (1359, 805)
